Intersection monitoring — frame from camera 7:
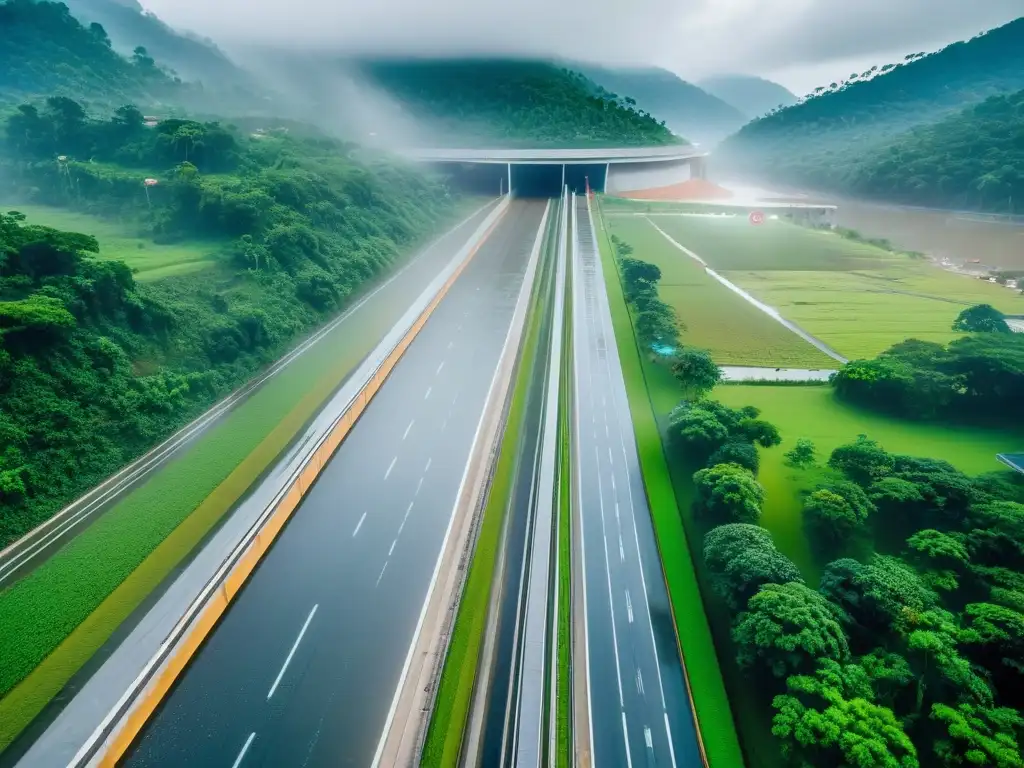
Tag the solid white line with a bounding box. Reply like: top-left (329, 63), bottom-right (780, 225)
top-left (436, 361), bottom-right (445, 375)
top-left (622, 712), bottom-right (635, 768)
top-left (424, 386), bottom-right (432, 401)
top-left (389, 540), bottom-right (397, 557)
top-left (231, 732), bottom-right (256, 768)
top-left (665, 713), bottom-right (679, 768)
top-left (403, 420), bottom-right (414, 441)
top-left (376, 561), bottom-right (389, 587)
top-left (267, 604), bottom-right (318, 699)
top-left (384, 456), bottom-right (398, 480)
top-left (352, 512), bottom-right (367, 537)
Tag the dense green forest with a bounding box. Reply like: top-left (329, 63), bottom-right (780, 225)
top-left (0, 97), bottom-right (458, 543)
top-left (836, 90), bottom-right (1024, 213)
top-left (669, 372), bottom-right (1024, 765)
top-left (358, 59), bottom-right (680, 148)
top-left (0, 0), bottom-right (177, 105)
top-left (718, 16), bottom-right (1024, 211)
top-left (571, 64), bottom-right (743, 145)
top-left (61, 0), bottom-right (253, 89)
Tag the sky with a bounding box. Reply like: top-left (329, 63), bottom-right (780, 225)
top-left (140, 0), bottom-right (1021, 94)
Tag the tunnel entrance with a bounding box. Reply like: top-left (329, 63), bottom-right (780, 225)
top-left (432, 160), bottom-right (612, 198)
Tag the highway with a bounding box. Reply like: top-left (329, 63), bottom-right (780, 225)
top-left (571, 194), bottom-right (702, 767)
top-left (0, 202), bottom-right (496, 590)
top-left (123, 200), bottom-right (547, 768)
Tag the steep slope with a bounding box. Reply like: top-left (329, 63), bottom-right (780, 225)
top-left (575, 64), bottom-right (745, 145)
top-left (60, 0), bottom-right (256, 93)
top-left (0, 0), bottom-right (174, 105)
top-left (356, 59), bottom-right (681, 148)
top-left (697, 74), bottom-right (796, 119)
top-left (840, 89), bottom-right (1024, 213)
top-left (717, 16), bottom-right (1024, 186)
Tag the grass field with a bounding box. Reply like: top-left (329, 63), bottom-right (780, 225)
top-left (606, 216), bottom-right (835, 368)
top-left (713, 384), bottom-right (1024, 580)
top-left (0, 205), bottom-right (485, 752)
top-left (651, 214), bottom-right (1024, 360)
top-left (2, 204), bottom-right (224, 280)
top-left (594, 199), bottom-right (744, 767)
top-left (421, 207), bottom-right (553, 767)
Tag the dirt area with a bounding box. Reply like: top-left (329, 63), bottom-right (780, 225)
top-left (616, 178), bottom-right (735, 201)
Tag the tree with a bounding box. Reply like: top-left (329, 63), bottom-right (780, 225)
top-left (635, 307), bottom-right (679, 347)
top-left (930, 703), bottom-right (1024, 768)
top-left (953, 304), bottom-right (1012, 333)
top-left (784, 438), bottom-right (816, 468)
top-left (804, 489), bottom-right (864, 549)
top-left (829, 435), bottom-right (895, 485)
top-left (905, 530), bottom-right (969, 592)
top-left (772, 659), bottom-right (918, 768)
top-left (703, 523), bottom-right (803, 609)
top-left (667, 401), bottom-right (730, 459)
top-left (671, 348), bottom-right (721, 397)
top-left (959, 602), bottom-right (1024, 703)
top-left (737, 418), bottom-right (781, 448)
top-left (88, 21), bottom-right (111, 47)
top-left (132, 45), bottom-right (157, 72)
top-left (734, 582), bottom-right (850, 678)
top-left (692, 463), bottom-right (764, 525)
top-left (708, 440), bottom-right (759, 474)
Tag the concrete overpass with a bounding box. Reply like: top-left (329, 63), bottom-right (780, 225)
top-left (401, 145), bottom-right (708, 197)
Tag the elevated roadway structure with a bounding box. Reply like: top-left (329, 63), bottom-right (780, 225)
top-left (402, 145), bottom-right (708, 197)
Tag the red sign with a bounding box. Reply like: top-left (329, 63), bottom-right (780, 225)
top-left (749, 210), bottom-right (765, 225)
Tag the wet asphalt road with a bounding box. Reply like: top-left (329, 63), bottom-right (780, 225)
top-left (124, 201), bottom-right (547, 768)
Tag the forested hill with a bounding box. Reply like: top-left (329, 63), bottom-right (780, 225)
top-left (0, 97), bottom-right (459, 543)
top-left (0, 0), bottom-right (175, 105)
top-left (696, 74), bottom-right (796, 119)
top-left (357, 59), bottom-right (681, 148)
top-left (717, 15), bottom-right (1024, 200)
top-left (838, 89), bottom-right (1024, 213)
top-left (572, 65), bottom-right (745, 145)
top-left (60, 0), bottom-right (257, 95)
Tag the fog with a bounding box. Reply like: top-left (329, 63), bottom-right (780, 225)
top-left (141, 0), bottom-right (1023, 93)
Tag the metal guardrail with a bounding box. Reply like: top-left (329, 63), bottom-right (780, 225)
top-left (71, 199), bottom-right (511, 768)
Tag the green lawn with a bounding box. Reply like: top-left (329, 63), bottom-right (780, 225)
top-left (556, 225), bottom-right (572, 768)
top-left (713, 384), bottom-right (1024, 580)
top-left (2, 204), bottom-right (224, 280)
top-left (594, 199), bottom-right (744, 767)
top-left (650, 214), bottom-right (1023, 360)
top-left (0, 206), bottom-right (484, 752)
top-left (422, 205), bottom-right (554, 767)
top-left (606, 217), bottom-right (835, 368)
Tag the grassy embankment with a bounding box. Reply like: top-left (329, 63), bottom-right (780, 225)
top-left (595, 195), bottom-right (1024, 766)
top-left (648, 212), bottom-right (1023, 359)
top-left (555, 217), bottom-right (572, 768)
top-left (591, 198), bottom-right (744, 767)
top-left (2, 204), bottom-right (224, 281)
top-left (422, 204), bottom-right (555, 766)
top-left (0, 203), bottom-right (483, 752)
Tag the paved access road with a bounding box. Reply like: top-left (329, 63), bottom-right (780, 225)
top-left (124, 200), bottom-right (548, 768)
top-left (571, 195), bottom-right (702, 768)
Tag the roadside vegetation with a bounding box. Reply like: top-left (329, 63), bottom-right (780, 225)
top-left (594, 194), bottom-right (1024, 766)
top-left (556, 223), bottom-right (572, 768)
